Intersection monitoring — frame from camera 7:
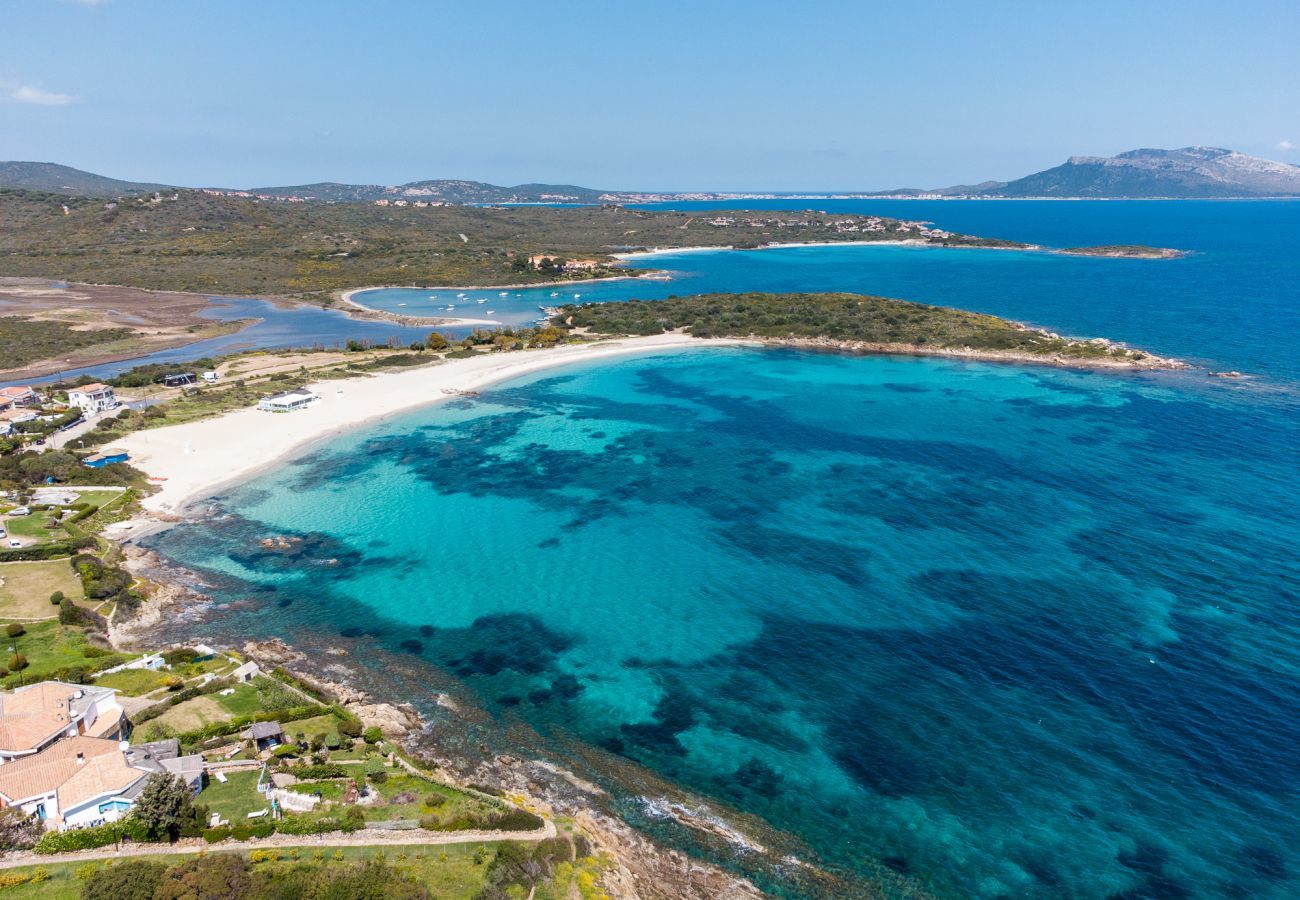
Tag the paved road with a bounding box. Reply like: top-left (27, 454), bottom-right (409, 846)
top-left (0, 820), bottom-right (556, 869)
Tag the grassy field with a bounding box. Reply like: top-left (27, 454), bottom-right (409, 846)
top-left (0, 560), bottom-right (81, 618)
top-left (150, 694), bottom-right (229, 733)
top-left (92, 666), bottom-right (175, 696)
top-left (0, 620), bottom-right (127, 689)
top-left (200, 770), bottom-right (271, 821)
top-left (2, 513), bottom-right (61, 545)
top-left (0, 844), bottom-right (500, 900)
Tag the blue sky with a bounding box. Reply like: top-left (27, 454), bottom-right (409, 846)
top-left (2, 0), bottom-right (1297, 190)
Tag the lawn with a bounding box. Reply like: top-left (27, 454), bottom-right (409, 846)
top-left (151, 695), bottom-right (232, 733)
top-left (280, 713), bottom-right (342, 746)
top-left (0, 844), bottom-right (500, 900)
top-left (2, 513), bottom-right (62, 545)
top-left (0, 620), bottom-right (127, 688)
top-left (0, 559), bottom-right (81, 618)
top-left (199, 769), bottom-right (270, 821)
top-left (92, 666), bottom-right (175, 696)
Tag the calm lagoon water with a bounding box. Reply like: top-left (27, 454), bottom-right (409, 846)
top-left (145, 202), bottom-right (1300, 898)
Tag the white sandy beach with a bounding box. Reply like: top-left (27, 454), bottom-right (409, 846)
top-left (115, 333), bottom-right (742, 518)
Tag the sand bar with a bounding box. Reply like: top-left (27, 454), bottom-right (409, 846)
top-left (115, 333), bottom-right (743, 517)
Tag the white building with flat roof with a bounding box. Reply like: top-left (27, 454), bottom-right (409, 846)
top-left (257, 388), bottom-right (319, 413)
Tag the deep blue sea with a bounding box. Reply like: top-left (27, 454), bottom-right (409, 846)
top-left (144, 201), bottom-right (1300, 898)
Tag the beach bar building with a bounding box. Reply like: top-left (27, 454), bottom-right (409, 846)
top-left (83, 448), bottom-right (129, 469)
top-left (258, 388), bottom-right (320, 413)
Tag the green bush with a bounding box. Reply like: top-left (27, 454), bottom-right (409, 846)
top-left (7, 654), bottom-right (28, 672)
top-left (362, 725), bottom-right (383, 744)
top-left (80, 859), bottom-right (167, 900)
top-left (49, 591), bottom-right (63, 605)
top-left (33, 818), bottom-right (149, 854)
top-left (291, 763), bottom-right (348, 779)
top-left (6, 623), bottom-right (25, 638)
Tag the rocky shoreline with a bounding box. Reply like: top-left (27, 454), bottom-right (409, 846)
top-left (756, 332), bottom-right (1187, 371)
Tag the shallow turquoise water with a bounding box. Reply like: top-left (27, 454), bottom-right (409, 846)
top-left (145, 202), bottom-right (1300, 898)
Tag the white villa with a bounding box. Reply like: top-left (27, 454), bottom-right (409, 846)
top-left (257, 388), bottom-right (320, 413)
top-left (67, 383), bottom-right (119, 415)
top-left (0, 682), bottom-right (126, 763)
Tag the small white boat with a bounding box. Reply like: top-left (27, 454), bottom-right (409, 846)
top-left (397, 302), bottom-right (407, 307)
top-left (477, 298), bottom-right (486, 303)
top-left (457, 292), bottom-right (466, 298)
top-left (500, 291), bottom-right (508, 296)
top-left (574, 294), bottom-right (582, 300)
top-left (550, 292), bottom-right (559, 297)
top-left (486, 310), bottom-right (494, 314)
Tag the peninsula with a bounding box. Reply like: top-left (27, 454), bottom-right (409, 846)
top-left (555, 292), bottom-right (1182, 369)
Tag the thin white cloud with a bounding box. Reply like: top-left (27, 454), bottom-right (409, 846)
top-left (9, 85), bottom-right (78, 106)
top-left (1277, 140), bottom-right (1296, 151)
top-left (59, 0), bottom-right (109, 5)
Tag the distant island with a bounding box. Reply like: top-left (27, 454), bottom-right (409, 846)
top-left (2, 146), bottom-right (1297, 202)
top-left (555, 292), bottom-right (1183, 370)
top-left (1057, 245), bottom-right (1185, 259)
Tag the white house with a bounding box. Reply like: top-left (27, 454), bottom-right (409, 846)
top-left (0, 682), bottom-right (127, 763)
top-left (257, 388), bottom-right (319, 413)
top-left (230, 661), bottom-right (261, 683)
top-left (67, 383), bottom-right (119, 414)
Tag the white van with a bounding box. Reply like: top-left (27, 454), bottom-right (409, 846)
top-left (203, 371), bottom-right (219, 383)
top-left (8, 507), bottom-right (30, 517)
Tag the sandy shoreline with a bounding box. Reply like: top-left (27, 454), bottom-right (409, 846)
top-left (114, 333), bottom-right (746, 519)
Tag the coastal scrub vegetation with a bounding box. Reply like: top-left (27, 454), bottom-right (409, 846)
top-left (0, 188), bottom-right (1013, 303)
top-left (557, 292), bottom-right (1156, 361)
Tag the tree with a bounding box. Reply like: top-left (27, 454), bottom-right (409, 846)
top-left (425, 332), bottom-right (449, 351)
top-left (153, 854), bottom-right (251, 900)
top-left (0, 807), bottom-right (41, 852)
top-left (130, 773), bottom-right (194, 842)
top-left (81, 860), bottom-right (168, 900)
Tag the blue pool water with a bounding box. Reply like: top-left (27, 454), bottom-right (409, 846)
top-left (144, 202), bottom-right (1300, 898)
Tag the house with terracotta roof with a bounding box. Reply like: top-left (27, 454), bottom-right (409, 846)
top-left (0, 682), bottom-right (127, 763)
top-left (0, 387), bottom-right (39, 411)
top-left (0, 734), bottom-right (158, 828)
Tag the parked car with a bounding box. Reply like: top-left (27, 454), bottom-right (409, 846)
top-left (8, 507), bottom-right (30, 517)
top-left (6, 539), bottom-right (20, 549)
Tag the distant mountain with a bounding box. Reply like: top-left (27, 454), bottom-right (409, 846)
top-left (0, 161), bottom-right (174, 197)
top-left (933, 147), bottom-right (1300, 199)
top-left (5, 147), bottom-right (1297, 202)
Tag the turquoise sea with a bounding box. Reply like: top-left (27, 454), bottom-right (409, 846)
top-left (145, 201), bottom-right (1300, 898)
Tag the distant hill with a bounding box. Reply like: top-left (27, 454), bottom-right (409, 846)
top-left (910, 147), bottom-right (1300, 199)
top-left (5, 147), bottom-right (1298, 201)
top-left (0, 161), bottom-right (174, 197)
top-left (246, 179), bottom-right (614, 204)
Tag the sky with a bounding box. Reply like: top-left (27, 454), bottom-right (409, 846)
top-left (2, 0), bottom-right (1298, 191)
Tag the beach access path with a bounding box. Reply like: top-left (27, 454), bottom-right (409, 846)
top-left (0, 819), bottom-right (557, 869)
top-left (113, 333), bottom-right (744, 517)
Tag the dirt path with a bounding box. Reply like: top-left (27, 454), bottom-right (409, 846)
top-left (0, 820), bottom-right (556, 869)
